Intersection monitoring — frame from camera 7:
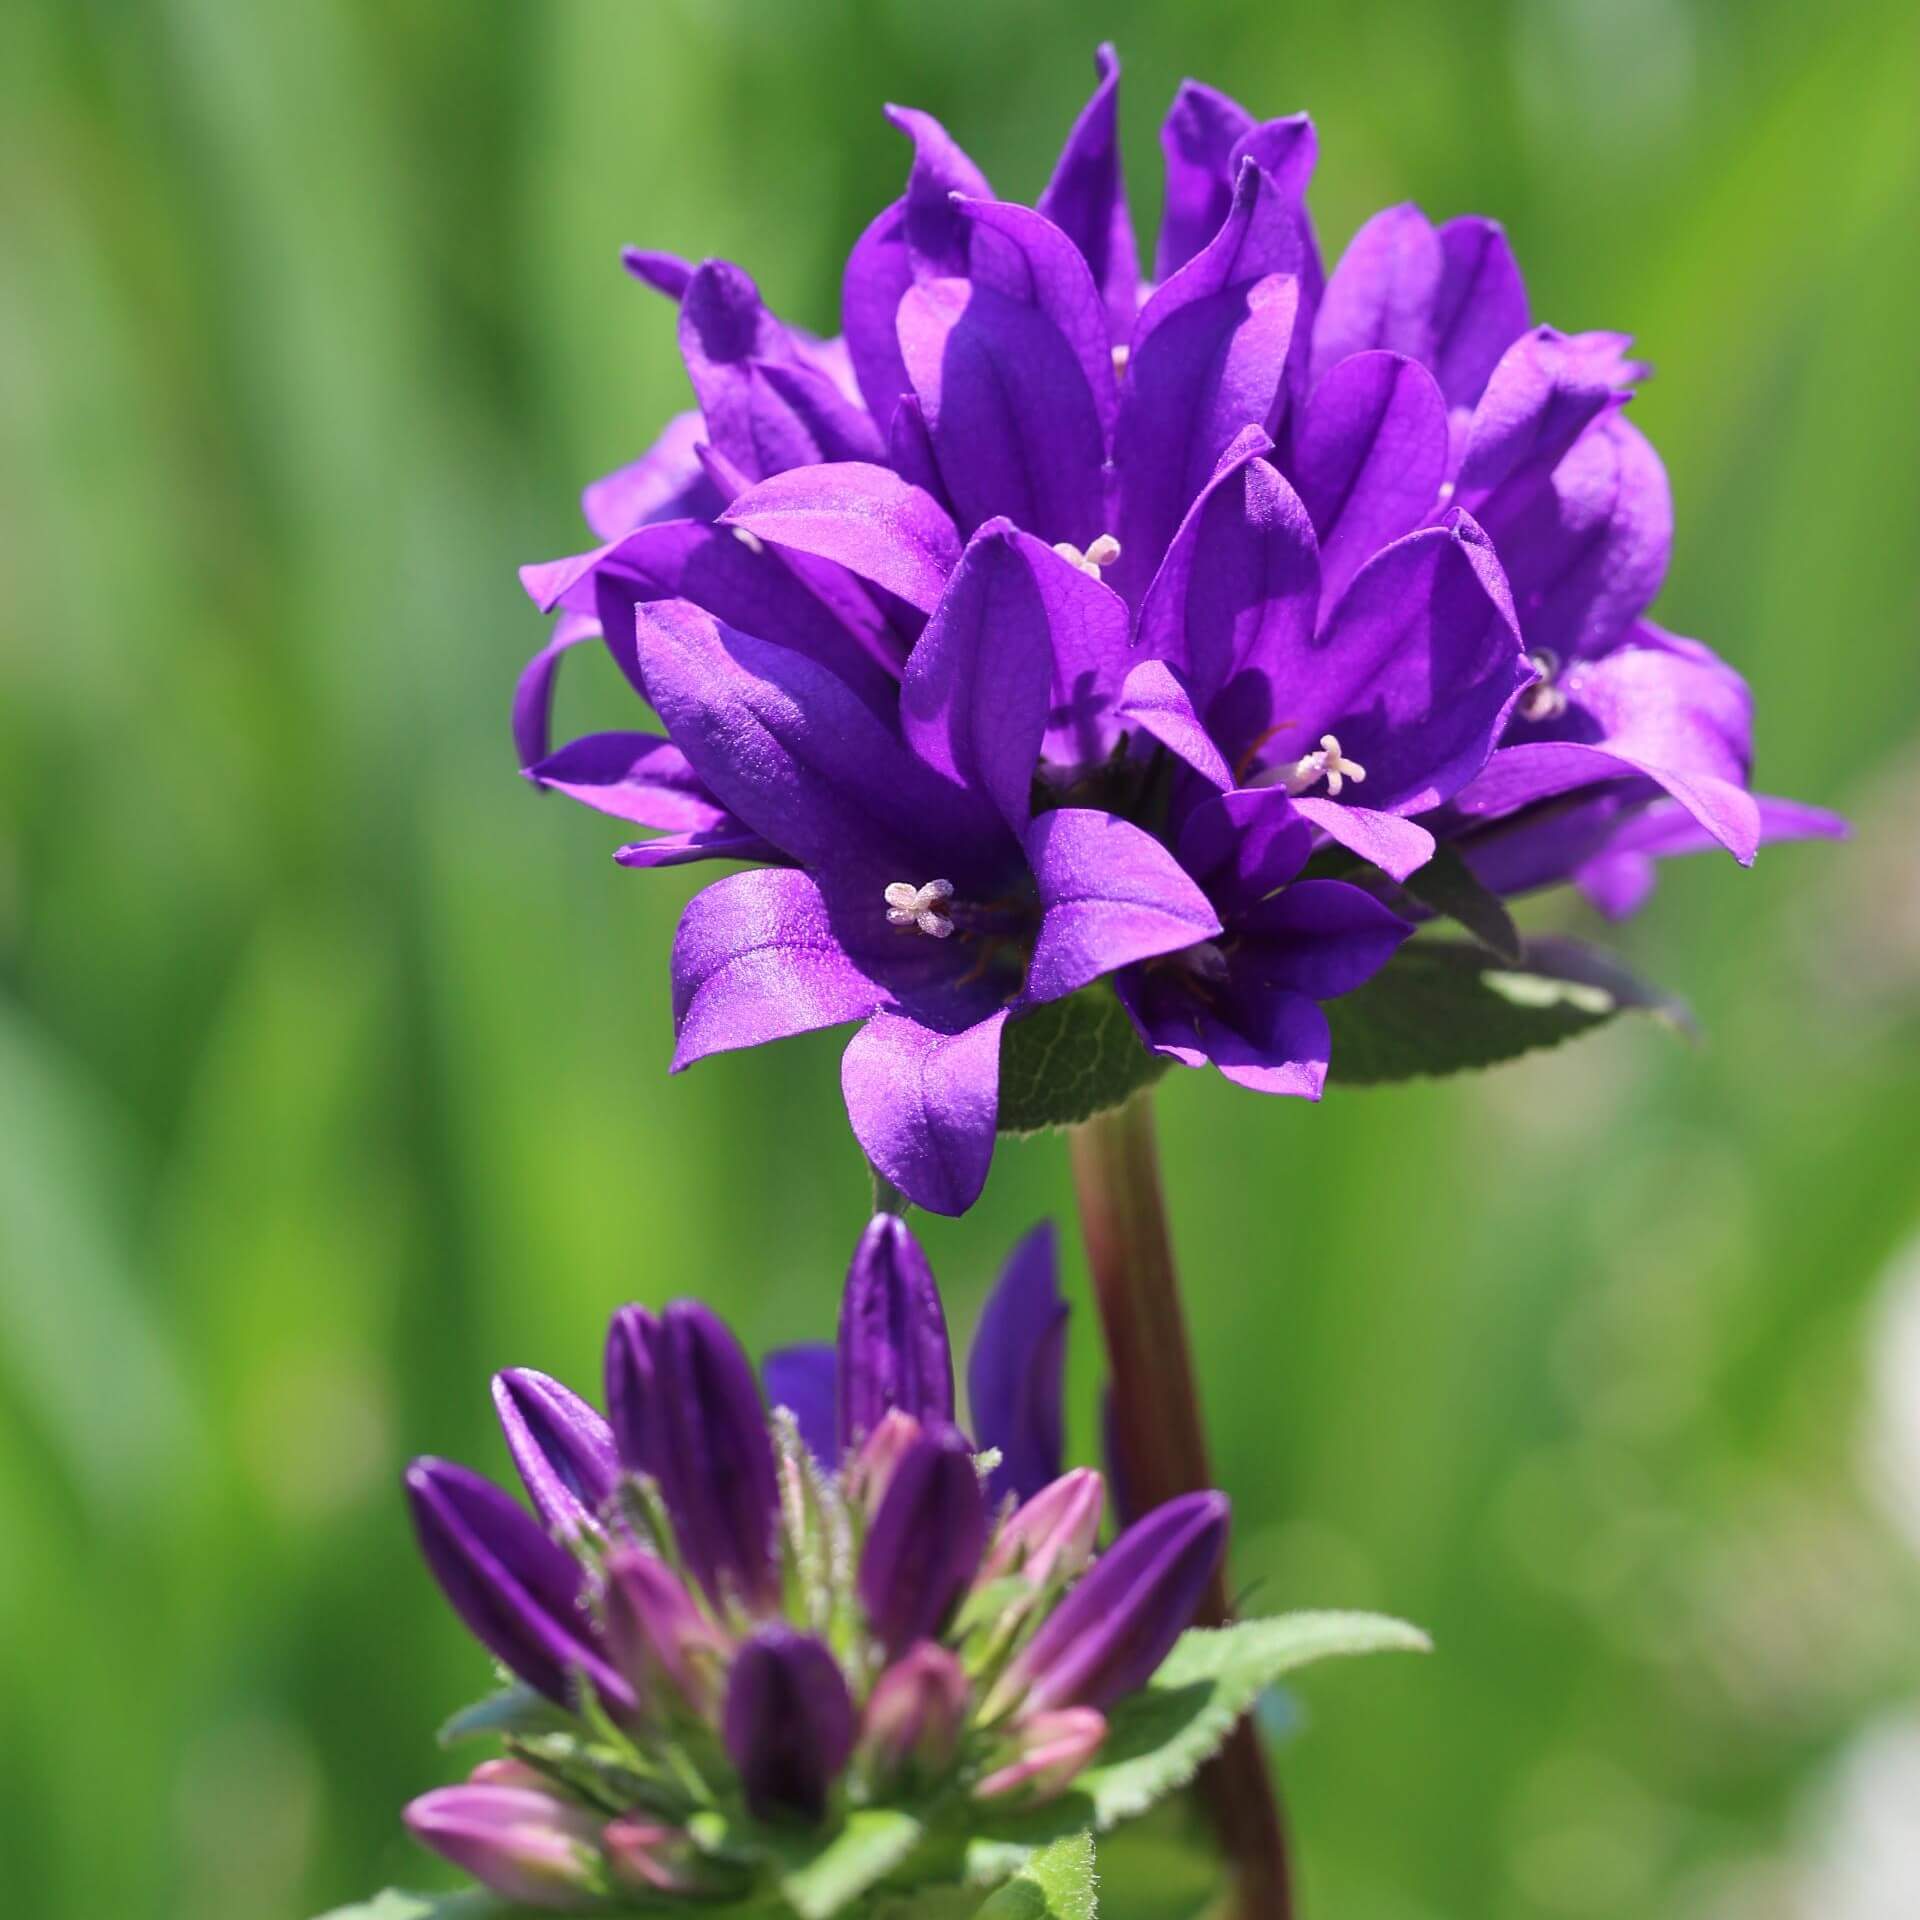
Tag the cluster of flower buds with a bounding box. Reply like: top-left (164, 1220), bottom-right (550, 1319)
top-left (402, 1215), bottom-right (1228, 1908)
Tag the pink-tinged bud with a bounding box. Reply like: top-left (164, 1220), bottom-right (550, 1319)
top-left (602, 1815), bottom-right (707, 1896)
top-left (980, 1469), bottom-right (1104, 1589)
top-left (842, 1407), bottom-right (922, 1516)
top-left (404, 1783), bottom-right (605, 1911)
top-left (601, 1546), bottom-right (730, 1719)
top-left (468, 1757), bottom-right (555, 1791)
top-left (973, 1707), bottom-right (1107, 1804)
top-left (860, 1641), bottom-right (970, 1779)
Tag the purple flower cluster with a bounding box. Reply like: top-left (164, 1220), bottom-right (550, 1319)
top-left (517, 49), bottom-right (1840, 1214)
top-left (402, 1216), bottom-right (1225, 1909)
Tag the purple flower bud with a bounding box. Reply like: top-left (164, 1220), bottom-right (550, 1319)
top-left (980, 1468), bottom-right (1105, 1589)
top-left (650, 1302), bottom-right (781, 1609)
top-left (492, 1368), bottom-right (619, 1540)
top-left (860, 1641), bottom-right (970, 1779)
top-left (967, 1223), bottom-right (1068, 1504)
top-left (404, 1781), bottom-right (606, 1910)
top-left (601, 1546), bottom-right (730, 1718)
top-left (837, 1214), bottom-right (954, 1449)
top-left (842, 1406), bottom-right (922, 1517)
top-left (602, 1815), bottom-right (708, 1896)
top-left (973, 1707), bottom-right (1108, 1804)
top-left (989, 1491), bottom-right (1228, 1717)
top-left (722, 1627), bottom-right (857, 1824)
top-left (404, 1458), bottom-right (634, 1712)
top-left (858, 1425), bottom-right (987, 1658)
top-left (761, 1342), bottom-right (838, 1466)
top-left (604, 1305), bottom-right (662, 1476)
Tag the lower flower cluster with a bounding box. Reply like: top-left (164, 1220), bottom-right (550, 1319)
top-left (402, 1217), bottom-right (1226, 1909)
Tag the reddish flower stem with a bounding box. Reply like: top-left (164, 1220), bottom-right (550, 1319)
top-left (1070, 1092), bottom-right (1292, 1920)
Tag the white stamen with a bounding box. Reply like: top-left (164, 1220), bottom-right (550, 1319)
top-left (1282, 733), bottom-right (1368, 798)
top-left (731, 526), bottom-right (765, 555)
top-left (884, 878), bottom-right (956, 939)
top-left (1110, 343), bottom-right (1131, 376)
top-left (1182, 940), bottom-right (1230, 984)
top-left (1518, 649), bottom-right (1567, 722)
top-left (1049, 534), bottom-right (1123, 582)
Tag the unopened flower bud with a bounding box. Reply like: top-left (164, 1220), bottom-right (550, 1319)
top-left (973, 1707), bottom-right (1108, 1804)
top-left (841, 1406), bottom-right (922, 1516)
top-left (858, 1425), bottom-right (987, 1658)
top-left (980, 1468), bottom-right (1104, 1589)
top-left (492, 1368), bottom-right (619, 1541)
top-left (603, 1305), bottom-right (663, 1477)
top-left (837, 1214), bottom-right (954, 1448)
top-left (722, 1627), bottom-right (857, 1825)
top-left (860, 1641), bottom-right (970, 1779)
top-left (601, 1546), bottom-right (730, 1718)
top-left (602, 1815), bottom-right (710, 1896)
top-left (404, 1783), bottom-right (606, 1911)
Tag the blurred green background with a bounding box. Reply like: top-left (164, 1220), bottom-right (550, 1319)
top-left (4, 1), bottom-right (1919, 1915)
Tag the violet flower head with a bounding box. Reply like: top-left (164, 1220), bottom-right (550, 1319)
top-left (399, 1212), bottom-right (1226, 1906)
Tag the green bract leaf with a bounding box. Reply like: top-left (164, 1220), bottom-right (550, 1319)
top-left (764, 1806), bottom-right (930, 1920)
top-left (1326, 936), bottom-right (1692, 1084)
top-left (966, 1612), bottom-right (1428, 1878)
top-left (438, 1684), bottom-right (570, 1747)
top-left (974, 1831), bottom-right (1098, 1919)
top-left (1393, 844), bottom-right (1523, 962)
top-left (996, 987), bottom-right (1165, 1135)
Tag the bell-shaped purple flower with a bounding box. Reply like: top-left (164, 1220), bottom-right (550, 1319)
top-left (990, 1490), bottom-right (1227, 1717)
top-left (404, 1780), bottom-right (608, 1911)
top-left (858, 1424), bottom-right (988, 1657)
top-left (404, 1458), bottom-right (634, 1713)
top-left (722, 1627), bottom-right (858, 1824)
top-left (967, 1222), bottom-right (1068, 1504)
top-left (649, 1302), bottom-right (781, 1611)
top-left (837, 1212), bottom-right (955, 1449)
top-left (860, 1641), bottom-right (971, 1780)
top-left (603, 1304), bottom-right (662, 1477)
top-left (601, 1546), bottom-right (730, 1719)
top-left (491, 1368), bottom-right (619, 1541)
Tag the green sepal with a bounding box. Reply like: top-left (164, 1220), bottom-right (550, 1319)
top-left (1326, 935), bottom-right (1692, 1084)
top-left (996, 987), bottom-right (1166, 1136)
top-left (1392, 843), bottom-right (1523, 962)
top-left (437, 1684), bottom-right (570, 1748)
top-left (974, 1831), bottom-right (1098, 1918)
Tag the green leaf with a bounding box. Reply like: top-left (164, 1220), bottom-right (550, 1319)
top-left (967, 1613), bottom-right (1427, 1878)
top-left (974, 1831), bottom-right (1098, 1919)
top-left (438, 1685), bottom-right (571, 1747)
top-left (772, 1806), bottom-right (929, 1920)
top-left (1326, 937), bottom-right (1692, 1085)
top-left (312, 1892), bottom-right (515, 1920)
top-left (1394, 844), bottom-right (1523, 963)
top-left (996, 987), bottom-right (1166, 1135)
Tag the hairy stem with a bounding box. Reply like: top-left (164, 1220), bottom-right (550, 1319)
top-left (1070, 1092), bottom-right (1292, 1920)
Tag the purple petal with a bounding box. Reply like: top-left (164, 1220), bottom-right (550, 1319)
top-left (720, 462), bottom-right (961, 612)
top-left (1293, 351), bottom-right (1449, 614)
top-left (967, 1222), bottom-right (1067, 1505)
top-left (1252, 513), bottom-right (1533, 814)
top-left (898, 275), bottom-right (1107, 547)
top-left (1309, 204), bottom-right (1443, 386)
top-left (614, 825), bottom-right (786, 870)
top-left (1037, 44), bottom-right (1141, 346)
top-left (605, 1305), bottom-right (661, 1478)
top-left (887, 392), bottom-right (948, 503)
top-left (1289, 798), bottom-right (1436, 883)
top-left (838, 1212), bottom-right (956, 1449)
top-left (1231, 878), bottom-right (1412, 999)
top-left (1156, 81), bottom-right (1254, 280)
top-left (858, 1424), bottom-right (988, 1657)
top-left (636, 598), bottom-right (1001, 887)
top-left (1117, 660), bottom-right (1233, 790)
top-left (491, 1370), bottom-right (620, 1542)
top-left (622, 248), bottom-right (694, 300)
top-left (582, 410), bottom-right (724, 541)
top-left (1134, 429), bottom-right (1320, 756)
top-left (1431, 217), bottom-right (1530, 411)
top-left (668, 867), bottom-right (892, 1071)
top-left (841, 1007), bottom-right (1010, 1218)
top-left (1202, 988), bottom-right (1333, 1099)
top-left (404, 1784), bottom-right (605, 1908)
top-left (679, 260), bottom-right (883, 481)
top-left (762, 1344), bottom-right (838, 1467)
top-left (1113, 161), bottom-right (1307, 603)
top-left (903, 525), bottom-right (1103, 835)
top-left (723, 1628), bottom-right (857, 1825)
top-left (1025, 808), bottom-right (1223, 1004)
top-left (1173, 787), bottom-right (1314, 912)
top-left (511, 612), bottom-right (599, 770)
top-left (526, 732), bottom-right (732, 830)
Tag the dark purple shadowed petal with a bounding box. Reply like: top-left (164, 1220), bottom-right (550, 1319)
top-left (761, 1345), bottom-right (838, 1467)
top-left (1230, 878), bottom-right (1412, 1000)
top-left (1037, 44), bottom-right (1140, 347)
top-left (492, 1370), bottom-right (620, 1542)
top-left (1024, 808), bottom-right (1223, 1006)
top-left (1117, 660), bottom-right (1234, 790)
top-left (1173, 787), bottom-right (1314, 913)
top-left (1309, 203), bottom-right (1443, 386)
top-left (582, 409), bottom-right (724, 541)
top-left (999, 1490), bottom-right (1229, 1714)
top-left (613, 825), bottom-right (788, 870)
top-left (720, 463), bottom-right (962, 612)
top-left (404, 1458), bottom-right (633, 1711)
top-left (1430, 217), bottom-right (1530, 412)
top-left (967, 1222), bottom-right (1068, 1505)
top-left (724, 1628), bottom-right (858, 1825)
top-left (604, 1304), bottom-right (662, 1478)
top-left (837, 1213), bottom-right (956, 1449)
top-left (841, 1005), bottom-right (1011, 1218)
top-left (651, 1302), bottom-right (781, 1610)
top-left (858, 1424), bottom-right (989, 1657)
top-left (1293, 350), bottom-right (1449, 616)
